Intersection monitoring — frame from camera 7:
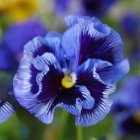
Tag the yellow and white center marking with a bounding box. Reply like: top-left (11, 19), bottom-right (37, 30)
top-left (61, 72), bottom-right (76, 88)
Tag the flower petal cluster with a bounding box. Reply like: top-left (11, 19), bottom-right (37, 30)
top-left (13, 16), bottom-right (129, 126)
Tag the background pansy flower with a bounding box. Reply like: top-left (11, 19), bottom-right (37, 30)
top-left (112, 76), bottom-right (140, 136)
top-left (119, 12), bottom-right (140, 66)
top-left (0, 0), bottom-right (38, 22)
top-left (120, 12), bottom-right (140, 38)
top-left (0, 19), bottom-right (46, 72)
top-left (13, 15), bottom-right (129, 127)
top-left (81, 0), bottom-right (118, 17)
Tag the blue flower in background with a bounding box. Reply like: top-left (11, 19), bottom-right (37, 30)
top-left (120, 12), bottom-right (140, 65)
top-left (81, 0), bottom-right (118, 17)
top-left (112, 76), bottom-right (140, 136)
top-left (12, 16), bottom-right (129, 126)
top-left (0, 19), bottom-right (46, 72)
top-left (120, 12), bottom-right (140, 38)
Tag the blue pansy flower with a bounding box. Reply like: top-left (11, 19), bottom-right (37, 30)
top-left (12, 16), bottom-right (129, 126)
top-left (112, 76), bottom-right (140, 136)
top-left (0, 19), bottom-right (46, 72)
top-left (119, 12), bottom-right (140, 65)
top-left (120, 12), bottom-right (140, 38)
top-left (81, 0), bottom-right (118, 17)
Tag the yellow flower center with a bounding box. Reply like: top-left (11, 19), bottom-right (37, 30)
top-left (134, 112), bottom-right (140, 123)
top-left (61, 72), bottom-right (76, 88)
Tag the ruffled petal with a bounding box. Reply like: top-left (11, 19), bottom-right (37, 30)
top-left (75, 95), bottom-right (112, 126)
top-left (13, 51), bottom-right (63, 124)
top-left (62, 16), bottom-right (124, 70)
top-left (75, 59), bottom-right (115, 126)
top-left (77, 86), bottom-right (95, 110)
top-left (97, 59), bottom-right (130, 84)
top-left (23, 36), bottom-right (59, 58)
top-left (77, 59), bottom-right (114, 89)
top-left (56, 86), bottom-right (95, 115)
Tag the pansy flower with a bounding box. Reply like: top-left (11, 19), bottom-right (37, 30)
top-left (112, 76), bottom-right (140, 136)
top-left (119, 12), bottom-right (140, 65)
top-left (120, 12), bottom-right (140, 38)
top-left (12, 15), bottom-right (129, 126)
top-left (81, 0), bottom-right (118, 17)
top-left (0, 19), bottom-right (46, 72)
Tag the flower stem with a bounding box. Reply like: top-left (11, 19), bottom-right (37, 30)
top-left (57, 110), bottom-right (69, 140)
top-left (77, 126), bottom-right (83, 140)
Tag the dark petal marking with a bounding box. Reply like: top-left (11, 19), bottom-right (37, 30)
top-left (76, 77), bottom-right (114, 126)
top-left (30, 65), bottom-right (41, 94)
top-left (52, 86), bottom-right (94, 115)
top-left (75, 97), bottom-right (112, 126)
top-left (37, 64), bottom-right (63, 102)
top-left (24, 36), bottom-right (60, 59)
top-left (62, 19), bottom-right (124, 70)
top-left (33, 39), bottom-right (53, 58)
top-left (79, 30), bottom-right (124, 65)
top-left (76, 59), bottom-right (115, 126)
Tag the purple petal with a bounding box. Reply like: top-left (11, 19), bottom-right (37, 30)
top-left (75, 96), bottom-right (112, 126)
top-left (77, 59), bottom-right (116, 95)
top-left (97, 59), bottom-right (130, 84)
top-left (75, 59), bottom-right (115, 126)
top-left (62, 16), bottom-right (124, 70)
top-left (54, 86), bottom-right (95, 115)
top-left (13, 52), bottom-right (62, 124)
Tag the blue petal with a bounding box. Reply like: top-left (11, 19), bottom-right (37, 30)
top-left (46, 31), bottom-right (62, 38)
top-left (77, 86), bottom-right (95, 110)
top-left (13, 51), bottom-right (62, 124)
top-left (97, 59), bottom-right (130, 84)
top-left (77, 59), bottom-right (116, 95)
top-left (62, 16), bottom-right (124, 70)
top-left (58, 86), bottom-right (94, 115)
top-left (75, 96), bottom-right (112, 126)
top-left (59, 98), bottom-right (82, 115)
top-left (65, 15), bottom-right (107, 29)
top-left (75, 59), bottom-right (115, 126)
top-left (23, 36), bottom-right (55, 58)
top-left (0, 100), bottom-right (14, 123)
top-left (24, 36), bottom-right (65, 68)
